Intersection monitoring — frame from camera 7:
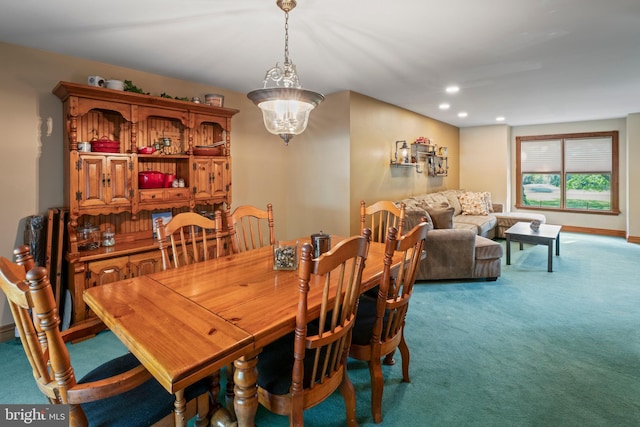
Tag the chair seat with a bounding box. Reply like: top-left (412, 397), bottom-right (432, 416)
top-left (257, 333), bottom-right (295, 396)
top-left (257, 322), bottom-right (322, 396)
top-left (352, 294), bottom-right (389, 346)
top-left (80, 353), bottom-right (210, 427)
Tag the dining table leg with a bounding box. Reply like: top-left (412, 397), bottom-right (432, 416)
top-left (225, 363), bottom-right (235, 419)
top-left (233, 349), bottom-right (261, 427)
top-left (173, 389), bottom-right (186, 427)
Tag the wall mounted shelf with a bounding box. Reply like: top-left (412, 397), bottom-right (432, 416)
top-left (390, 160), bottom-right (423, 173)
top-left (389, 140), bottom-right (448, 176)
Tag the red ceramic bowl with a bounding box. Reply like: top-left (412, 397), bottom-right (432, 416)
top-left (138, 171), bottom-right (165, 189)
top-left (92, 137), bottom-right (120, 153)
top-left (137, 146), bottom-right (156, 155)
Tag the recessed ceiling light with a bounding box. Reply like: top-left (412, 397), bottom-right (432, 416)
top-left (446, 86), bottom-right (460, 94)
top-left (496, 116), bottom-right (506, 122)
top-left (458, 111), bottom-right (468, 118)
top-left (439, 103), bottom-right (450, 110)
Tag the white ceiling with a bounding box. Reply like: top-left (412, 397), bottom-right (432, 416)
top-left (1, 0), bottom-right (639, 128)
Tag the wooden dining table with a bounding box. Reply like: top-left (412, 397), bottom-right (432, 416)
top-left (83, 236), bottom-right (393, 427)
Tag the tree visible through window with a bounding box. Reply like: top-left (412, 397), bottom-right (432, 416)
top-left (516, 131), bottom-right (619, 214)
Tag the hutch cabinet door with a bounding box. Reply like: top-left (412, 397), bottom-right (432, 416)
top-left (76, 154), bottom-right (107, 208)
top-left (81, 256), bottom-right (129, 321)
top-left (107, 155), bottom-right (134, 204)
top-left (76, 154), bottom-right (132, 208)
top-left (128, 251), bottom-right (163, 277)
top-left (210, 158), bottom-right (229, 199)
top-left (87, 256), bottom-right (129, 286)
top-left (192, 158), bottom-right (215, 199)
top-left (192, 158), bottom-right (228, 201)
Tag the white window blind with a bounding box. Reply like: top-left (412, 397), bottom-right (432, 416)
top-left (521, 139), bottom-right (562, 172)
top-left (565, 137), bottom-right (612, 172)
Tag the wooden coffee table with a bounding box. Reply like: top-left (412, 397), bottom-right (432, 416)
top-left (505, 222), bottom-right (562, 272)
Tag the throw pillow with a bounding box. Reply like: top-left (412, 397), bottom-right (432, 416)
top-left (459, 192), bottom-right (489, 216)
top-left (482, 191), bottom-right (494, 213)
top-left (427, 193), bottom-right (450, 208)
top-left (442, 190), bottom-right (463, 215)
top-left (425, 205), bottom-right (455, 229)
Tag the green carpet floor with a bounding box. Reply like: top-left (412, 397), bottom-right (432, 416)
top-left (1, 232), bottom-right (639, 426)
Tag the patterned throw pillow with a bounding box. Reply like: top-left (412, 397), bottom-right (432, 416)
top-left (459, 191), bottom-right (489, 216)
top-left (482, 191), bottom-right (494, 213)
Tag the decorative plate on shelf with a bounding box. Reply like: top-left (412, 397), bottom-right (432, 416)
top-left (193, 141), bottom-right (224, 156)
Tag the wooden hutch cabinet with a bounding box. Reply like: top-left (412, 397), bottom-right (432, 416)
top-left (53, 81), bottom-right (239, 324)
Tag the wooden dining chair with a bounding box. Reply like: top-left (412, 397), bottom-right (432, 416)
top-left (256, 229), bottom-right (372, 427)
top-left (0, 246), bottom-right (211, 427)
top-left (360, 200), bottom-right (406, 243)
top-left (155, 212), bottom-right (237, 425)
top-left (225, 203), bottom-right (275, 254)
top-left (360, 200), bottom-right (407, 366)
top-left (156, 211), bottom-right (224, 268)
top-left (350, 219), bottom-right (429, 423)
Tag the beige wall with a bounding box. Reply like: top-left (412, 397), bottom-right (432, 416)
top-left (626, 113), bottom-right (640, 241)
top-left (280, 90), bottom-right (352, 239)
top-left (348, 92), bottom-right (460, 235)
top-left (459, 125), bottom-right (510, 207)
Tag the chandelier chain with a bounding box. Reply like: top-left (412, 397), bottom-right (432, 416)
top-left (284, 12), bottom-right (290, 65)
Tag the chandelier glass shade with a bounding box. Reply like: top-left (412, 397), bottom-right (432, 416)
top-left (247, 0), bottom-right (324, 145)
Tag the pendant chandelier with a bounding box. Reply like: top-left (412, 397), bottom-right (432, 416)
top-left (247, 0), bottom-right (324, 145)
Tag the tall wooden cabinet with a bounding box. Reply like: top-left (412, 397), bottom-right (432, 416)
top-left (53, 81), bottom-right (239, 324)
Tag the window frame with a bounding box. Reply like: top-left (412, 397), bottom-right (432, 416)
top-left (515, 131), bottom-right (619, 215)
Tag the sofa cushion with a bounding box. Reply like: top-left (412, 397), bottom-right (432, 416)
top-left (474, 235), bottom-right (503, 260)
top-left (416, 193), bottom-right (449, 209)
top-left (401, 198), bottom-right (423, 210)
top-left (452, 222), bottom-right (478, 233)
top-left (459, 191), bottom-right (489, 215)
top-left (425, 205), bottom-right (454, 229)
top-left (441, 190), bottom-right (463, 215)
top-left (405, 206), bottom-right (434, 229)
top-left (454, 215), bottom-right (497, 236)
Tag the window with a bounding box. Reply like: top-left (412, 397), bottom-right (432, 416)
top-left (516, 131), bottom-right (619, 214)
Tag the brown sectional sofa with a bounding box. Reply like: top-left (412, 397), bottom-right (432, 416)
top-left (397, 189), bottom-right (504, 281)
